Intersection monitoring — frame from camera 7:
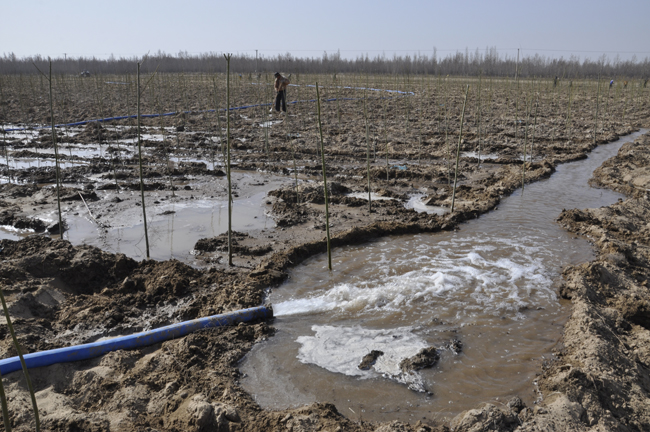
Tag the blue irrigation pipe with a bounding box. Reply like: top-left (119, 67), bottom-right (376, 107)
top-left (0, 305), bottom-right (272, 375)
top-left (3, 85), bottom-right (413, 132)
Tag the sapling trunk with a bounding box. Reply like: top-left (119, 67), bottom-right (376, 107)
top-left (566, 81), bottom-right (573, 143)
top-left (136, 63), bottom-right (151, 258)
top-left (623, 82), bottom-right (629, 121)
top-left (266, 78), bottom-right (272, 154)
top-left (2, 131), bottom-right (9, 184)
top-left (316, 83), bottom-right (332, 271)
top-left (476, 71), bottom-right (483, 167)
top-left (212, 76), bottom-right (227, 163)
top-left (383, 85), bottom-right (390, 181)
top-left (514, 49), bottom-right (520, 140)
top-left (417, 83), bottom-right (424, 165)
top-left (594, 78), bottom-right (601, 145)
top-left (225, 54), bottom-right (233, 266)
top-left (0, 77), bottom-right (10, 184)
top-left (284, 103), bottom-right (300, 204)
top-left (444, 78), bottom-right (451, 184)
top-left (451, 85), bottom-right (470, 213)
top-left (531, 95), bottom-right (539, 160)
top-left (336, 75), bottom-right (342, 125)
top-left (522, 96), bottom-right (533, 193)
top-left (156, 96), bottom-right (175, 195)
top-left (47, 62), bottom-right (64, 239)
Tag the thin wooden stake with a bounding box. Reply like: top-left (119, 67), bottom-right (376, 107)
top-left (451, 85), bottom-right (470, 213)
top-left (224, 54), bottom-right (233, 266)
top-left (136, 62), bottom-right (150, 258)
top-left (0, 286), bottom-right (40, 431)
top-left (316, 83), bottom-right (332, 271)
top-left (363, 87), bottom-right (372, 213)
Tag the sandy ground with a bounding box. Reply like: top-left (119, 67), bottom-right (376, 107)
top-left (0, 74), bottom-right (649, 431)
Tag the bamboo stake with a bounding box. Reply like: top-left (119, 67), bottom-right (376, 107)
top-left (78, 192), bottom-right (99, 225)
top-left (224, 54), bottom-right (233, 267)
top-left (316, 83), bottom-right (332, 271)
top-left (363, 87), bottom-right (372, 213)
top-left (451, 85), bottom-right (470, 213)
top-left (0, 287), bottom-right (40, 431)
top-left (0, 365), bottom-right (10, 432)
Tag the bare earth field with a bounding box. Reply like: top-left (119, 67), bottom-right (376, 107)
top-left (0, 73), bottom-right (649, 431)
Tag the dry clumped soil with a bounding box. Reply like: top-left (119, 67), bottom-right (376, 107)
top-left (0, 74), bottom-right (649, 431)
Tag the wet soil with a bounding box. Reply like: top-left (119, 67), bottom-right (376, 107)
top-left (0, 74), bottom-right (649, 431)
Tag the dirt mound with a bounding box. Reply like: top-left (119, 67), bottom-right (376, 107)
top-left (591, 133), bottom-right (650, 198)
top-left (195, 231), bottom-right (273, 257)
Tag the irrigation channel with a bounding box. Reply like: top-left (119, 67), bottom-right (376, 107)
top-left (241, 129), bottom-right (649, 424)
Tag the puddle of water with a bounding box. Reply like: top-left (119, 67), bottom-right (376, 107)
top-left (9, 145), bottom-right (103, 159)
top-left (62, 193), bottom-right (275, 263)
top-left (461, 151), bottom-right (498, 160)
top-left (241, 129), bottom-right (647, 423)
top-left (258, 120), bottom-right (283, 128)
top-left (7, 158), bottom-right (87, 169)
top-left (405, 195), bottom-right (449, 215)
top-left (116, 134), bottom-right (166, 144)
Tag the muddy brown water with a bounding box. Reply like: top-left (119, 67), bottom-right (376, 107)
top-left (241, 129), bottom-right (648, 424)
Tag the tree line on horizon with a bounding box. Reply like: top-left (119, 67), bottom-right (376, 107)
top-left (1, 47), bottom-right (648, 78)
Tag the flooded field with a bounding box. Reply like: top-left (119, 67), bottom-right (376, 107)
top-left (241, 130), bottom-right (643, 423)
top-left (0, 71), bottom-right (649, 431)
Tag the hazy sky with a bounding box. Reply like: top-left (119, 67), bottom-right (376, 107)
top-left (3, 0), bottom-right (649, 62)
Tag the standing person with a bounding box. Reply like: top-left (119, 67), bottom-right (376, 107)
top-left (272, 72), bottom-right (290, 113)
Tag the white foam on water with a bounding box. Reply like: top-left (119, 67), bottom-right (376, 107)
top-left (274, 235), bottom-right (556, 322)
top-left (296, 325), bottom-right (429, 391)
top-left (0, 225), bottom-right (35, 234)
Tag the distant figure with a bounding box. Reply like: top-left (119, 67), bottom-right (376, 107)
top-left (644, 78), bottom-right (648, 88)
top-left (553, 76), bottom-right (558, 87)
top-left (272, 72), bottom-right (290, 113)
top-left (623, 81), bottom-right (628, 88)
top-left (80, 70), bottom-right (91, 77)
top-left (609, 80), bottom-right (614, 88)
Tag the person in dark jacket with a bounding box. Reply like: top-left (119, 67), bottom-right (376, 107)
top-left (272, 72), bottom-right (290, 113)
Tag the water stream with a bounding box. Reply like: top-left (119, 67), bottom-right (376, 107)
top-left (241, 129), bottom-right (648, 424)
